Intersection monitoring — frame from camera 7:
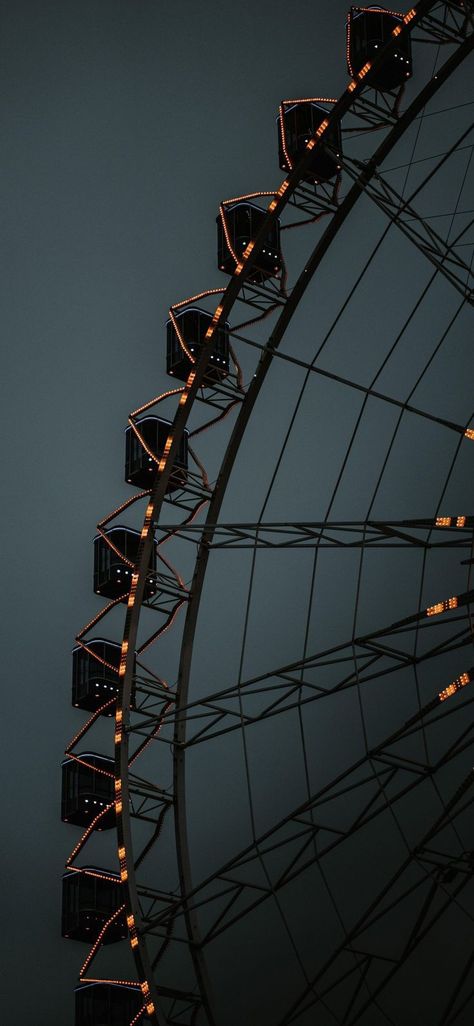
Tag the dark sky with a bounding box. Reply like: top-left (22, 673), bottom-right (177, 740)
top-left (2, 2), bottom-right (473, 1023)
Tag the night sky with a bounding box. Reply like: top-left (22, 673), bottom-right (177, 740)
top-left (2, 2), bottom-right (473, 1023)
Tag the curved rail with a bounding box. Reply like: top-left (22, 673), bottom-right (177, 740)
top-left (172, 26), bottom-right (474, 1026)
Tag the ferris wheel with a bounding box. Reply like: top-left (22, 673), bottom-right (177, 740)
top-left (62, 4), bottom-right (474, 1025)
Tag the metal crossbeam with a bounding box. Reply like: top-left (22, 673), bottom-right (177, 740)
top-left (154, 518), bottom-right (474, 550)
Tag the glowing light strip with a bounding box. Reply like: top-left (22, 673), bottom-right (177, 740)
top-left (95, 527), bottom-right (136, 570)
top-left (131, 386), bottom-right (185, 420)
top-left (66, 866), bottom-right (120, 884)
top-left (439, 671), bottom-right (472, 702)
top-left (465, 428), bottom-right (474, 440)
top-left (169, 307), bottom-right (196, 364)
top-left (426, 596), bottom-right (459, 616)
top-left (66, 752), bottom-right (115, 779)
top-left (219, 203), bottom-right (239, 265)
top-left (172, 287), bottom-right (224, 310)
top-left (435, 516), bottom-right (467, 528)
top-left (279, 103), bottom-right (293, 170)
top-left (74, 640), bottom-right (119, 675)
top-left (65, 804), bottom-right (114, 866)
top-left (127, 572), bottom-right (140, 611)
top-left (79, 903), bottom-right (127, 978)
top-left (140, 981), bottom-right (155, 1017)
top-left (118, 844), bottom-right (128, 883)
top-left (80, 977), bottom-right (141, 987)
top-left (98, 491), bottom-right (151, 529)
top-left (128, 417), bottom-right (160, 468)
top-left (66, 699), bottom-right (116, 752)
top-left (129, 1007), bottom-right (147, 1026)
top-left (222, 190), bottom-right (277, 206)
top-left (282, 96), bottom-right (338, 106)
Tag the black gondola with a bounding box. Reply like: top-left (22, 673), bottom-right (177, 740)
top-left (346, 6), bottom-right (412, 91)
top-left (62, 867), bottom-right (126, 943)
top-left (72, 638), bottom-right (124, 714)
top-left (278, 100), bottom-right (342, 182)
top-left (217, 201), bottom-right (282, 282)
top-left (125, 416), bottom-right (188, 491)
top-left (93, 526), bottom-right (156, 601)
top-left (166, 306), bottom-right (230, 383)
top-left (75, 982), bottom-right (148, 1026)
top-left (61, 753), bottom-right (115, 828)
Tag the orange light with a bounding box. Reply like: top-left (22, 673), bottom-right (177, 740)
top-left (79, 905), bottom-right (126, 977)
top-left (131, 385), bottom-right (184, 420)
top-left (223, 190), bottom-right (276, 205)
top-left (65, 698), bottom-right (115, 753)
top-left (456, 516), bottom-right (467, 527)
top-left (219, 203), bottom-right (238, 265)
top-left (436, 517), bottom-right (452, 527)
top-left (403, 7), bottom-right (417, 24)
top-left (65, 803), bottom-right (114, 866)
top-left (173, 287), bottom-right (223, 311)
top-left (392, 24), bottom-right (402, 35)
top-left (81, 977), bottom-right (140, 987)
top-left (279, 103), bottom-right (293, 171)
top-left (67, 866), bottom-right (120, 884)
top-left (358, 61), bottom-right (372, 79)
top-left (169, 307), bottom-right (195, 364)
top-left (426, 596), bottom-right (458, 616)
top-left (439, 671), bottom-right (471, 702)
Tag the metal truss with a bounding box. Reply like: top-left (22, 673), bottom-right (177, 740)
top-left (154, 517), bottom-right (474, 550)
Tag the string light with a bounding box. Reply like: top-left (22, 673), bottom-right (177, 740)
top-left (65, 804), bottom-right (114, 866)
top-left (79, 905), bottom-right (126, 977)
top-left (65, 699), bottom-right (115, 752)
top-left (172, 287), bottom-right (224, 310)
top-left (169, 307), bottom-right (195, 364)
top-left (66, 866), bottom-right (120, 884)
top-left (65, 753), bottom-right (115, 779)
